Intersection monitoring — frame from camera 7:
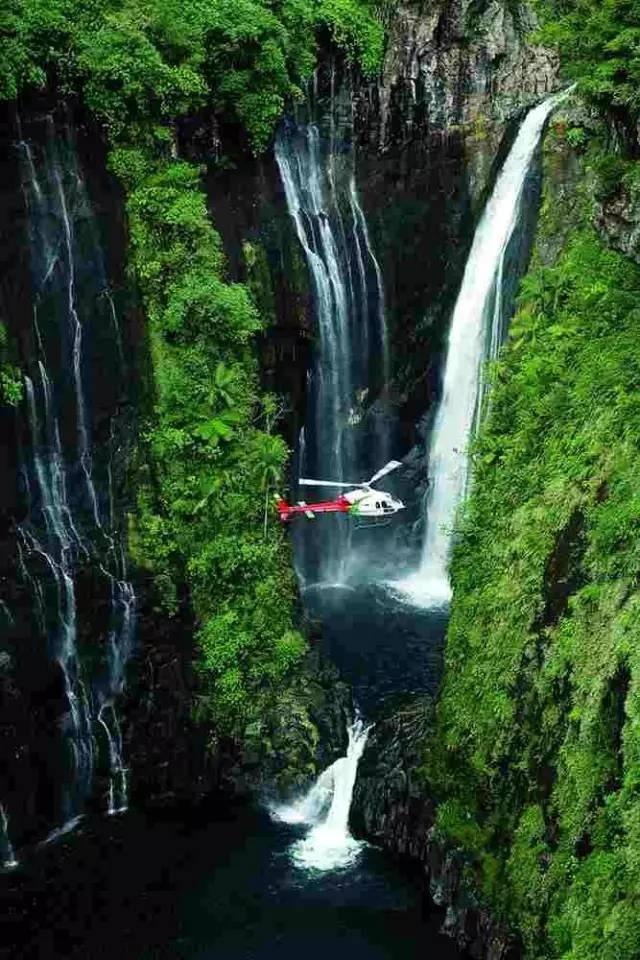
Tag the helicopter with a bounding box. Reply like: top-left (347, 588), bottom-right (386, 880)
top-left (276, 460), bottom-right (405, 523)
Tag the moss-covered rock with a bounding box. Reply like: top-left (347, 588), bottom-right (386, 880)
top-left (423, 99), bottom-right (640, 960)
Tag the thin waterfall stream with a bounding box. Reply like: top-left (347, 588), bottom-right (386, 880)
top-left (10, 116), bottom-right (136, 845)
top-left (396, 91), bottom-right (570, 607)
top-left (1, 804), bottom-right (18, 870)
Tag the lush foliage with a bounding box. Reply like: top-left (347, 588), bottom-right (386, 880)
top-left (535, 0), bottom-right (640, 123)
top-left (0, 321), bottom-right (23, 407)
top-left (1, 0), bottom-right (384, 150)
top-left (425, 141), bottom-right (640, 959)
top-left (1, 0), bottom-right (385, 731)
top-left (119, 156), bottom-right (306, 728)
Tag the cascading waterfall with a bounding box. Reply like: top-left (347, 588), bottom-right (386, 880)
top-left (273, 717), bottom-right (370, 871)
top-left (398, 92), bottom-right (569, 607)
top-left (1, 804), bottom-right (18, 870)
top-left (14, 117), bottom-right (135, 836)
top-left (276, 91), bottom-right (390, 586)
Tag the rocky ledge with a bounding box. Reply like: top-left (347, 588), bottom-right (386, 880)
top-left (355, 0), bottom-right (559, 208)
top-left (351, 698), bottom-right (519, 960)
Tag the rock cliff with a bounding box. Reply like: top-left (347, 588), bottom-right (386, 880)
top-left (352, 700), bottom-right (518, 959)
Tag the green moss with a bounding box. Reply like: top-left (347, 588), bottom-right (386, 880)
top-left (243, 240), bottom-right (277, 329)
top-left (425, 141), bottom-right (640, 957)
top-left (0, 321), bottom-right (23, 407)
top-left (1, 0), bottom-right (385, 151)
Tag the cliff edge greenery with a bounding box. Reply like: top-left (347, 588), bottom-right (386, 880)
top-left (425, 5), bottom-right (640, 955)
top-left (0, 0), bottom-right (384, 737)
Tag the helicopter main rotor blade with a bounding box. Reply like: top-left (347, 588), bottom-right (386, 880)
top-left (367, 460), bottom-right (403, 487)
top-left (298, 478), bottom-right (356, 488)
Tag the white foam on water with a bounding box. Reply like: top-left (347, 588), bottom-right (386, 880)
top-left (272, 718), bottom-right (370, 872)
top-left (384, 572), bottom-right (452, 609)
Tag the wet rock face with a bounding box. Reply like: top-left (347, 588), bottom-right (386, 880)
top-left (360, 0), bottom-right (560, 154)
top-left (346, 0), bottom-right (560, 452)
top-left (596, 190), bottom-right (640, 264)
top-left (352, 697), bottom-right (435, 853)
top-left (122, 589), bottom-right (223, 808)
top-left (0, 97), bottom-right (139, 845)
top-left (351, 699), bottom-right (519, 959)
top-left (227, 648), bottom-right (353, 799)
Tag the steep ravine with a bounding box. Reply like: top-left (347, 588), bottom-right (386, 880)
top-left (350, 93), bottom-right (640, 958)
top-left (0, 0), bottom-right (570, 953)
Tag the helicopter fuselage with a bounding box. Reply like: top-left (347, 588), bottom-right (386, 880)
top-left (276, 487), bottom-right (405, 522)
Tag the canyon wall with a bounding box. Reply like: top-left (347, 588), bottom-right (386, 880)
top-left (351, 83), bottom-right (640, 958)
top-left (0, 0), bottom-right (560, 853)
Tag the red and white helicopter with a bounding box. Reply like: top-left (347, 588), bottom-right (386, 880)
top-left (276, 460), bottom-right (405, 523)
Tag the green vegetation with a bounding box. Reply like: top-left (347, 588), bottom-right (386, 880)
top-left (122, 156), bottom-right (305, 729)
top-left (1, 0), bottom-right (384, 151)
top-left (425, 6), bottom-right (640, 950)
top-left (535, 0), bottom-right (640, 124)
top-left (1, 0), bottom-right (384, 733)
top-left (0, 321), bottom-right (22, 407)
top-left (425, 136), bottom-right (640, 958)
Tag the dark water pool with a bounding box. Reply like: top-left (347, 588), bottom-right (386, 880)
top-left (302, 583), bottom-right (448, 715)
top-left (2, 802), bottom-right (464, 960)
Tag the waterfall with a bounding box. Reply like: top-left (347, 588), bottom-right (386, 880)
top-left (398, 92), bottom-right (568, 607)
top-left (275, 93), bottom-right (390, 586)
top-left (273, 718), bottom-right (370, 871)
top-left (13, 117), bottom-right (135, 839)
top-left (1, 804), bottom-right (18, 869)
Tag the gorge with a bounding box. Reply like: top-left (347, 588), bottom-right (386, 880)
top-left (2, 1), bottom-right (640, 959)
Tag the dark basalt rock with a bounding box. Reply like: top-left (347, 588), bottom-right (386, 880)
top-left (595, 189), bottom-right (640, 265)
top-left (352, 698), bottom-right (519, 960)
top-left (121, 583), bottom-right (224, 808)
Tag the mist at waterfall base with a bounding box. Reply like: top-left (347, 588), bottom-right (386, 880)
top-left (3, 802), bottom-right (464, 960)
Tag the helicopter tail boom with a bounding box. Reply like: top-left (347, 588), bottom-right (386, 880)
top-left (274, 494), bottom-right (351, 522)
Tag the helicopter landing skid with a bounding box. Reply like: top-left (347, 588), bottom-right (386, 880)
top-left (353, 517), bottom-right (393, 531)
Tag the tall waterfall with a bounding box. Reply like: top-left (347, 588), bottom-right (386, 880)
top-left (400, 93), bottom-right (567, 607)
top-left (276, 94), bottom-right (390, 586)
top-left (273, 717), bottom-right (370, 871)
top-left (1, 804), bottom-right (18, 869)
top-left (13, 117), bottom-right (135, 836)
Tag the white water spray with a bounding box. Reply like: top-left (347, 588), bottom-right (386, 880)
top-left (1, 804), bottom-right (18, 869)
top-left (273, 718), bottom-right (370, 871)
top-left (398, 92), bottom-right (569, 607)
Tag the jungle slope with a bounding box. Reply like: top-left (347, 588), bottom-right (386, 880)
top-left (424, 8), bottom-right (640, 956)
top-left (0, 0), bottom-right (383, 782)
